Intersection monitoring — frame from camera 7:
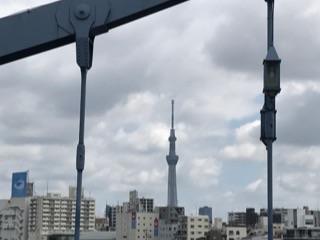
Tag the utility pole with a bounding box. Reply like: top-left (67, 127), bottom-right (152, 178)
top-left (260, 1), bottom-right (281, 240)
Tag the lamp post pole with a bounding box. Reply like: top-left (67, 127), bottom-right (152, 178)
top-left (260, 1), bottom-right (281, 240)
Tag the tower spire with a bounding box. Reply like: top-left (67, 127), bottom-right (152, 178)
top-left (171, 100), bottom-right (174, 129)
top-left (167, 99), bottom-right (179, 207)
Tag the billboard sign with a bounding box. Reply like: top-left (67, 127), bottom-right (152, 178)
top-left (154, 217), bottom-right (159, 237)
top-left (11, 171), bottom-right (28, 198)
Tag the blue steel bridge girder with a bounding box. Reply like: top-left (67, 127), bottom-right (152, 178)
top-left (0, 0), bottom-right (188, 66)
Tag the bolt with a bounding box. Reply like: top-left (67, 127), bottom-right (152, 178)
top-left (75, 3), bottom-right (91, 20)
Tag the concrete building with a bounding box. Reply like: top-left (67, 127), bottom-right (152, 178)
top-left (105, 204), bottom-right (117, 231)
top-left (284, 227), bottom-right (320, 240)
top-left (156, 206), bottom-right (185, 240)
top-left (199, 207), bottom-right (213, 224)
top-left (226, 226), bottom-right (247, 240)
top-left (0, 171), bottom-right (33, 240)
top-left (246, 208), bottom-right (258, 228)
top-left (0, 198), bottom-right (29, 240)
top-left (176, 215), bottom-right (210, 240)
top-left (116, 211), bottom-right (159, 240)
top-left (311, 210), bottom-right (320, 227)
top-left (95, 217), bottom-right (108, 231)
top-left (213, 218), bottom-right (223, 229)
top-left (0, 206), bottom-right (24, 240)
top-left (28, 189), bottom-right (95, 240)
top-left (116, 190), bottom-right (159, 240)
top-left (203, 228), bottom-right (224, 240)
top-left (272, 207), bottom-right (315, 229)
top-left (273, 223), bottom-right (284, 239)
top-left (128, 190), bottom-right (154, 213)
top-left (27, 182), bottom-right (34, 197)
top-left (228, 212), bottom-right (246, 227)
top-left (296, 208), bottom-right (314, 228)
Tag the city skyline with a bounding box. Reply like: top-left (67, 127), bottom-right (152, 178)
top-left (1, 0), bottom-right (320, 220)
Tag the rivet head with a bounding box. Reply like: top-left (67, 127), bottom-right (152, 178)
top-left (75, 3), bottom-right (91, 20)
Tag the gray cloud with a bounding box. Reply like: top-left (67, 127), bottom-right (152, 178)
top-left (1, 0), bottom-right (320, 219)
top-left (206, 0), bottom-right (320, 80)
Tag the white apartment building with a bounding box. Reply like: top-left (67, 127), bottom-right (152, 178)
top-left (0, 198), bottom-right (29, 240)
top-left (177, 215), bottom-right (210, 240)
top-left (297, 208), bottom-right (314, 228)
top-left (226, 226), bottom-right (247, 240)
top-left (0, 207), bottom-right (24, 240)
top-left (28, 190), bottom-right (95, 240)
top-left (282, 209), bottom-right (295, 229)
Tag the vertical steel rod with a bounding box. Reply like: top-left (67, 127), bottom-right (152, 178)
top-left (74, 67), bottom-right (88, 240)
top-left (267, 141), bottom-right (273, 240)
top-left (267, 0), bottom-right (274, 49)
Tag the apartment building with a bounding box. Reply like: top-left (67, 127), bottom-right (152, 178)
top-left (0, 206), bottom-right (24, 240)
top-left (28, 190), bottom-right (95, 240)
top-left (0, 198), bottom-right (29, 240)
top-left (228, 212), bottom-right (246, 227)
top-left (156, 206), bottom-right (185, 240)
top-left (176, 215), bottom-right (210, 240)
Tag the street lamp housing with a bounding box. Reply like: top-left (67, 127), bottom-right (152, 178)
top-left (263, 46), bottom-right (281, 96)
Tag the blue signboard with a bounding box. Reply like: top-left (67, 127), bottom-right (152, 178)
top-left (11, 172), bottom-right (28, 198)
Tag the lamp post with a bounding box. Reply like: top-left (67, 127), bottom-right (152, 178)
top-left (260, 1), bottom-right (281, 240)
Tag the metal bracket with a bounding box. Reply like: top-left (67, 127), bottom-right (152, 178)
top-left (56, 0), bottom-right (111, 69)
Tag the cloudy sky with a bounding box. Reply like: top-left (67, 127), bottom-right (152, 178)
top-left (1, 0), bottom-right (320, 219)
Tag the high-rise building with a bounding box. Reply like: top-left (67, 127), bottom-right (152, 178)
top-left (28, 189), bottom-right (95, 240)
top-left (199, 206), bottom-right (213, 224)
top-left (166, 100), bottom-right (179, 207)
top-left (106, 204), bottom-right (117, 231)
